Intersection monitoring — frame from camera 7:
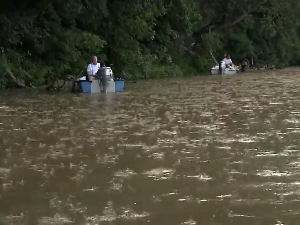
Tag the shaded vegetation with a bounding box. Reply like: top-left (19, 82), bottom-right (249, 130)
top-left (0, 0), bottom-right (300, 88)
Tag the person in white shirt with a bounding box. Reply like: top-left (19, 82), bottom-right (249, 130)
top-left (86, 56), bottom-right (101, 81)
top-left (222, 54), bottom-right (233, 67)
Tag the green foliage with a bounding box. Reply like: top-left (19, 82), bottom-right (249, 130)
top-left (0, 0), bottom-right (300, 88)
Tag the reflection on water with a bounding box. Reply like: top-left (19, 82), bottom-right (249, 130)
top-left (1, 69), bottom-right (300, 224)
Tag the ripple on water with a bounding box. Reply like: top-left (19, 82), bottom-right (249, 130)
top-left (236, 137), bottom-right (258, 143)
top-left (86, 201), bottom-right (116, 223)
top-left (143, 168), bottom-right (174, 180)
top-left (96, 154), bottom-right (119, 164)
top-left (37, 214), bottom-right (72, 224)
top-left (256, 170), bottom-right (291, 177)
top-left (114, 169), bottom-right (137, 178)
top-left (186, 174), bottom-right (213, 181)
top-left (0, 168), bottom-right (10, 179)
top-left (255, 151), bottom-right (293, 157)
top-left (284, 119), bottom-right (300, 124)
top-left (85, 202), bottom-right (149, 223)
top-left (148, 152), bottom-right (165, 160)
top-left (0, 214), bottom-right (26, 224)
top-left (182, 218), bottom-right (197, 225)
top-left (118, 207), bottom-right (150, 219)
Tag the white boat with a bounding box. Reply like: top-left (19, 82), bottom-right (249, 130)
top-left (211, 61), bottom-right (239, 75)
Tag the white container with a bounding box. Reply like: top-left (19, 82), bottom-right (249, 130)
top-left (83, 80), bottom-right (115, 93)
top-left (91, 80), bottom-right (101, 93)
top-left (105, 80), bottom-right (115, 93)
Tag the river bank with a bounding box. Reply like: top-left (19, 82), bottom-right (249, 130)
top-left (0, 66), bottom-right (298, 93)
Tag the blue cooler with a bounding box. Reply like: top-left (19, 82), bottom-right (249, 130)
top-left (115, 79), bottom-right (125, 92)
top-left (80, 81), bottom-right (92, 93)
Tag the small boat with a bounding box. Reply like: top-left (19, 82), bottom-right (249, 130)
top-left (211, 61), bottom-right (239, 75)
top-left (78, 66), bottom-right (125, 93)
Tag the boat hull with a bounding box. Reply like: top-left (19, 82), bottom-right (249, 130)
top-left (211, 68), bottom-right (238, 75)
top-left (211, 63), bottom-right (239, 75)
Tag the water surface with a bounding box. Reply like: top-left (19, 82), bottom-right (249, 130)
top-left (1, 69), bottom-right (300, 224)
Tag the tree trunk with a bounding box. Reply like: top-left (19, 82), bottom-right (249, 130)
top-left (45, 79), bottom-right (57, 90)
top-left (6, 67), bottom-right (31, 88)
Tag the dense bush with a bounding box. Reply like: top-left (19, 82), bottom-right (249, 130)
top-left (0, 0), bottom-right (300, 88)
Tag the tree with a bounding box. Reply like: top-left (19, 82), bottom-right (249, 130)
top-left (0, 0), bottom-right (300, 89)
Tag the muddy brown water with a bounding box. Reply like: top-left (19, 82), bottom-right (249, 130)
top-left (1, 69), bottom-right (300, 225)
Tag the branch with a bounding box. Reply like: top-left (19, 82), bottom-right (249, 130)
top-left (209, 50), bottom-right (218, 65)
top-left (59, 80), bottom-right (66, 88)
top-left (193, 0), bottom-right (270, 41)
top-left (193, 12), bottom-right (249, 39)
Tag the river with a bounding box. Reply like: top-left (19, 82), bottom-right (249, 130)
top-left (0, 69), bottom-right (300, 224)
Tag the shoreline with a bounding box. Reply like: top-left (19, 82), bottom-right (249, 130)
top-left (1, 66), bottom-right (299, 92)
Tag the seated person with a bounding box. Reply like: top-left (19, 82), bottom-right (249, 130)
top-left (86, 56), bottom-right (101, 81)
top-left (223, 54), bottom-right (233, 68)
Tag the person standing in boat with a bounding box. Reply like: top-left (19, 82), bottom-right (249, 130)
top-left (86, 56), bottom-right (101, 81)
top-left (223, 54), bottom-right (233, 68)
